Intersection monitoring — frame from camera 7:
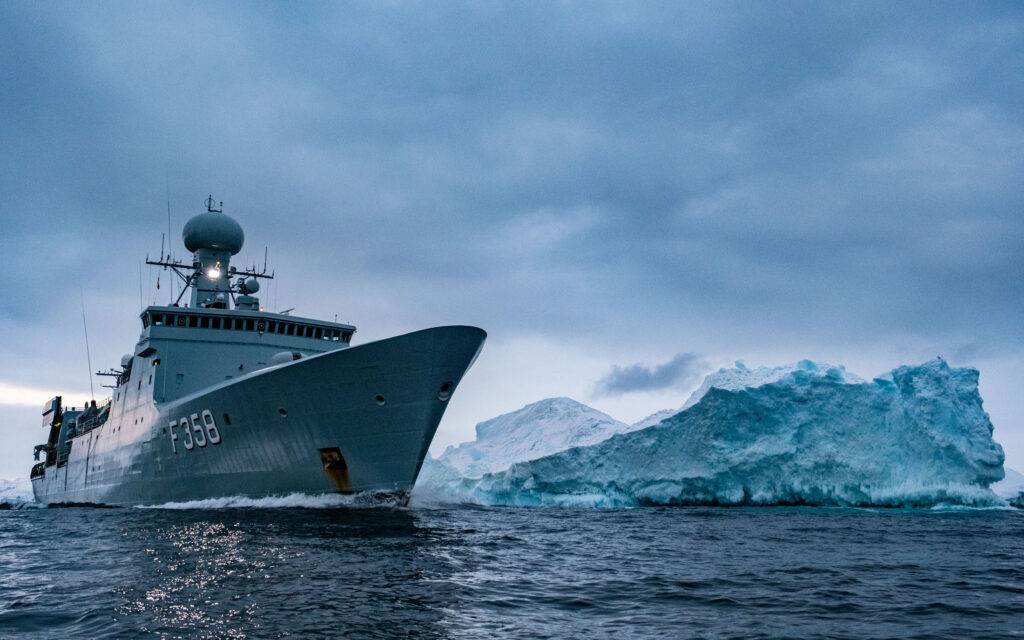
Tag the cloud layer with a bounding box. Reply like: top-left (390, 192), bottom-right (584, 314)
top-left (1, 2), bottom-right (1022, 473)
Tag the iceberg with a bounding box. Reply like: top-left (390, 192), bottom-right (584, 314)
top-left (417, 397), bottom-right (637, 503)
top-left (432, 397), bottom-right (635, 477)
top-left (0, 477), bottom-right (37, 509)
top-left (423, 359), bottom-right (1006, 508)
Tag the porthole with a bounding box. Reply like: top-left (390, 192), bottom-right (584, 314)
top-left (374, 394), bottom-right (386, 406)
top-left (278, 408), bottom-right (288, 418)
top-left (438, 382), bottom-right (453, 401)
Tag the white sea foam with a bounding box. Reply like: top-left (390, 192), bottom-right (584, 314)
top-left (136, 491), bottom-right (406, 510)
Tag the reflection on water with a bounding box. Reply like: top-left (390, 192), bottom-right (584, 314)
top-left (111, 508), bottom-right (453, 638)
top-left (0, 505), bottom-right (1022, 639)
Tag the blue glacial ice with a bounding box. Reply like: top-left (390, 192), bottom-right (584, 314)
top-left (417, 359), bottom-right (1007, 507)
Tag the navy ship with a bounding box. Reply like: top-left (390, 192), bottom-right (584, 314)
top-left (31, 198), bottom-right (486, 506)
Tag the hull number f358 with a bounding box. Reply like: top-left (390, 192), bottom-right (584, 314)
top-left (169, 409), bottom-right (222, 453)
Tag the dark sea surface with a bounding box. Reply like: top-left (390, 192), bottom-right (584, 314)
top-left (0, 503), bottom-right (1021, 639)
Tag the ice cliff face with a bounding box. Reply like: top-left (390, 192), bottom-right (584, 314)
top-left (435, 397), bottom-right (633, 478)
top-left (424, 359), bottom-right (1005, 508)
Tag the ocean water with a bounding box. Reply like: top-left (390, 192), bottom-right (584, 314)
top-left (0, 502), bottom-right (1021, 639)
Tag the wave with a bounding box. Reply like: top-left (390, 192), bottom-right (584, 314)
top-left (136, 491), bottom-right (408, 510)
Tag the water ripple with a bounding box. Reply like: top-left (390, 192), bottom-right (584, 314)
top-left (0, 506), bottom-right (1020, 638)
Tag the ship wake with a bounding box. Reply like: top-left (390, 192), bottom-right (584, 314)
top-left (136, 491), bottom-right (409, 510)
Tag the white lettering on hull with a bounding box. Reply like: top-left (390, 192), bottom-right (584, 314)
top-left (169, 409), bottom-right (222, 453)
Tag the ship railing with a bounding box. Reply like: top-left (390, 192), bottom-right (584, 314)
top-left (77, 407), bottom-right (111, 433)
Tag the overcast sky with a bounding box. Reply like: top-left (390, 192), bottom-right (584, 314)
top-left (1, 1), bottom-right (1021, 478)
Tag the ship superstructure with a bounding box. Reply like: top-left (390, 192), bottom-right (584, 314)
top-left (31, 198), bottom-right (485, 505)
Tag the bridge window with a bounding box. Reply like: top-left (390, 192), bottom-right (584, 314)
top-left (189, 315), bottom-right (198, 328)
top-left (201, 316), bottom-right (210, 328)
top-left (245, 319), bottom-right (254, 331)
top-left (286, 324), bottom-right (295, 336)
top-left (212, 317), bottom-right (221, 329)
top-left (342, 331), bottom-right (352, 343)
top-left (314, 327), bottom-right (323, 339)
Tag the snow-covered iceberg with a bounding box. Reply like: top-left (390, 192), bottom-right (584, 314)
top-left (432, 397), bottom-right (634, 477)
top-left (417, 397), bottom-right (638, 502)
top-left (423, 359), bottom-right (1006, 508)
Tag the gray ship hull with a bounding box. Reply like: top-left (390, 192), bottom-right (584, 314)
top-left (32, 326), bottom-right (485, 506)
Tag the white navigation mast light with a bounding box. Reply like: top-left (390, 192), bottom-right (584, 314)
top-left (207, 262), bottom-right (222, 279)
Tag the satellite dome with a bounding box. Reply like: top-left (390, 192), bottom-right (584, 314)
top-left (182, 211), bottom-right (244, 254)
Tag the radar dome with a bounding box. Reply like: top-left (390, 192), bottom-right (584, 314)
top-left (182, 212), bottom-right (244, 254)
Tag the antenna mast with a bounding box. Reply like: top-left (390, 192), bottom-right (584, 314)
top-left (80, 289), bottom-right (95, 403)
top-left (166, 175), bottom-right (174, 303)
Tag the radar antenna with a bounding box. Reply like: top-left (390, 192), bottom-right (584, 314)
top-left (206, 194), bottom-right (223, 213)
top-left (146, 195), bottom-right (273, 308)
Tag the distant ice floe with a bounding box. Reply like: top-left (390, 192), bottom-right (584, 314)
top-left (0, 477), bottom-right (40, 509)
top-left (416, 359), bottom-right (1008, 508)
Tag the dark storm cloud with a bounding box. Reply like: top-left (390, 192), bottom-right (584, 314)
top-left (0, 1), bottom-right (1022, 366)
top-left (594, 353), bottom-right (707, 397)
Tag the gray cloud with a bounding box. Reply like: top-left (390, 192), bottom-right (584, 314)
top-left (594, 353), bottom-right (707, 397)
top-left (1, 2), bottom-right (1023, 473)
